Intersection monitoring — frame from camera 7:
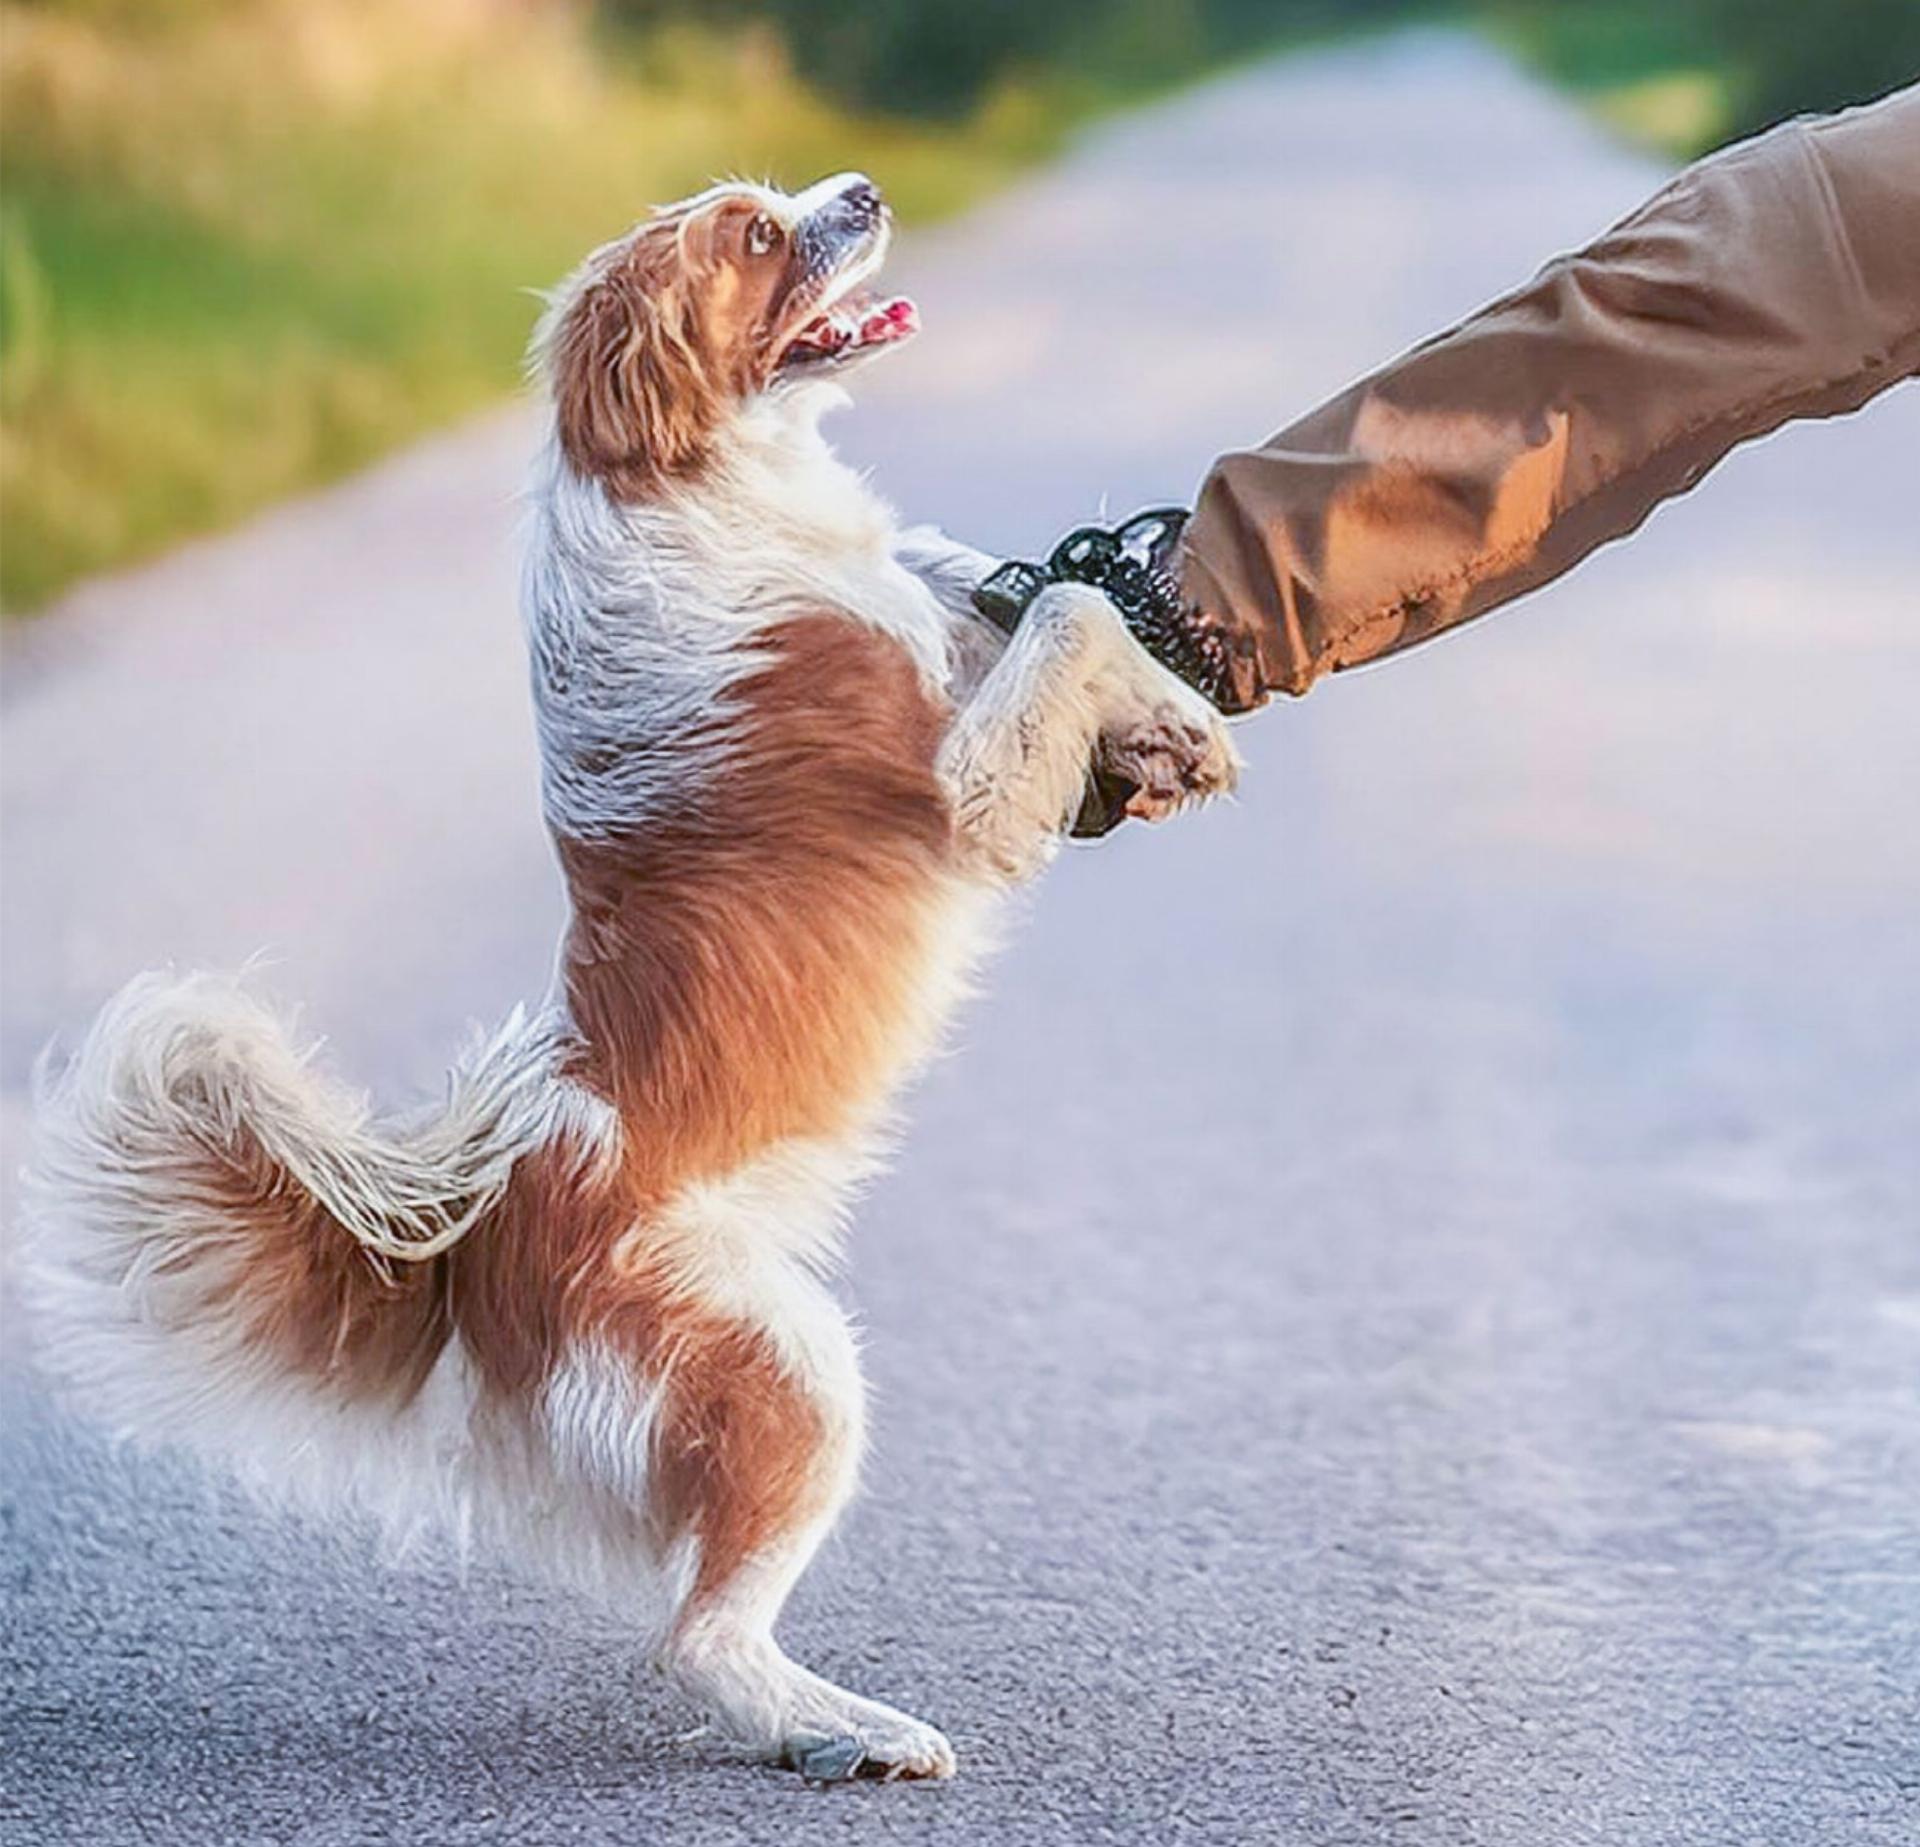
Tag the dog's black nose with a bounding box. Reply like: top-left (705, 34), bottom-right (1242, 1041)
top-left (840, 177), bottom-right (884, 224)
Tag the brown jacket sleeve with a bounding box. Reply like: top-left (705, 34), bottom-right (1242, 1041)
top-left (1180, 81), bottom-right (1920, 710)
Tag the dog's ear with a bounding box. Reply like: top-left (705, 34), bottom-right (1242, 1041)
top-left (547, 217), bottom-right (725, 498)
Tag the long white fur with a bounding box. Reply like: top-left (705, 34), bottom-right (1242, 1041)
top-left (523, 382), bottom-right (954, 841)
top-left (28, 967), bottom-right (577, 1285)
top-left (22, 971), bottom-right (657, 1595)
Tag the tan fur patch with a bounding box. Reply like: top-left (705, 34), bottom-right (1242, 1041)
top-left (619, 1280), bottom-right (840, 1598)
top-left (452, 1132), bottom-right (839, 1598)
top-left (546, 194), bottom-right (796, 498)
top-left (558, 613), bottom-right (954, 1197)
top-left (209, 1127), bottom-right (451, 1405)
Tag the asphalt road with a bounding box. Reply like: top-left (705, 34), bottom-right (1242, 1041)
top-left (4, 32), bottom-right (1918, 1847)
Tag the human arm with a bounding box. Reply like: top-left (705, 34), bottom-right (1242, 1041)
top-left (1177, 82), bottom-right (1920, 710)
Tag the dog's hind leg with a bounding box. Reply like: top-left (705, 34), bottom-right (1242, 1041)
top-left (663, 1514), bottom-right (957, 1780)
top-left (573, 1275), bottom-right (955, 1778)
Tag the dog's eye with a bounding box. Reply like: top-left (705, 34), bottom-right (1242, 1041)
top-left (745, 214), bottom-right (782, 257)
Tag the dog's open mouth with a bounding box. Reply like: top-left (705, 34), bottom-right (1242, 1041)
top-left (779, 291), bottom-right (918, 371)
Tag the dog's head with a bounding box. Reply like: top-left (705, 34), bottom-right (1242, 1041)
top-left (537, 173), bottom-right (917, 499)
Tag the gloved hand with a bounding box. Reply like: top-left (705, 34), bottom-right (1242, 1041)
top-left (973, 507), bottom-right (1240, 836)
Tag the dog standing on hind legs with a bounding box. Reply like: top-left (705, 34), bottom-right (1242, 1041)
top-left (25, 173), bottom-right (1238, 1780)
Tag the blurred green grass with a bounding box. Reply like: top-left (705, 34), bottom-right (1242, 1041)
top-left (4, 0), bottom-right (1913, 612)
top-left (0, 1), bottom-right (1077, 610)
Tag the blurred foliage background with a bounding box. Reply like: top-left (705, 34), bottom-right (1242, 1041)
top-left (3, 0), bottom-right (1915, 612)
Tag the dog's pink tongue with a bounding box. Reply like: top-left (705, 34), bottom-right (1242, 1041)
top-left (790, 294), bottom-right (918, 359)
top-left (860, 296), bottom-right (918, 343)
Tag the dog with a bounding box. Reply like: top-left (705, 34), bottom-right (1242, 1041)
top-left (26, 174), bottom-right (1238, 1780)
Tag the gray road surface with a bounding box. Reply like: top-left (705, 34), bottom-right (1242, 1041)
top-left (4, 32), bottom-right (1918, 1847)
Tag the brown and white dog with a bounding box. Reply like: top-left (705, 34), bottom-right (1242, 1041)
top-left (27, 175), bottom-right (1237, 1780)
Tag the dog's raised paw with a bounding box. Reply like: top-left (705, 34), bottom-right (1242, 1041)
top-left (1099, 698), bottom-right (1240, 824)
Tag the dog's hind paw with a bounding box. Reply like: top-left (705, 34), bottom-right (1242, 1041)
top-left (780, 1710), bottom-right (957, 1782)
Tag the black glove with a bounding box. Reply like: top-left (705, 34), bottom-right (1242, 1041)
top-left (972, 507), bottom-right (1237, 837)
top-left (972, 508), bottom-right (1239, 710)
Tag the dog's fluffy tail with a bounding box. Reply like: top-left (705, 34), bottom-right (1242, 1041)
top-left (24, 971), bottom-right (566, 1472)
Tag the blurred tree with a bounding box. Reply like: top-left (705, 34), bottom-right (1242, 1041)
top-left (1699, 0), bottom-right (1920, 139)
top-left (606, 0), bottom-right (1084, 115)
top-left (603, 0), bottom-right (1403, 117)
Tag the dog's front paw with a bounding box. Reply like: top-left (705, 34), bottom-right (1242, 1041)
top-left (1082, 683), bottom-right (1240, 834)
